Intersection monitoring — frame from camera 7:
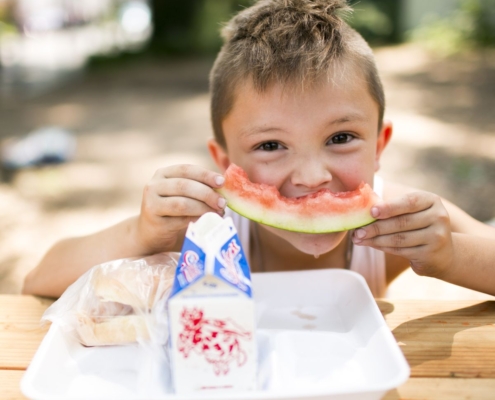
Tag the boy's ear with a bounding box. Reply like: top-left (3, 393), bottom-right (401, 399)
top-left (207, 138), bottom-right (231, 172)
top-left (375, 120), bottom-right (393, 172)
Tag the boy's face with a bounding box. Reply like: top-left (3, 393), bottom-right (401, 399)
top-left (208, 67), bottom-right (392, 256)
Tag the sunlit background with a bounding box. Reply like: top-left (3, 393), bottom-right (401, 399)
top-left (0, 0), bottom-right (494, 298)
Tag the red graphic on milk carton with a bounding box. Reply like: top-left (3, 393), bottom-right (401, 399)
top-left (179, 250), bottom-right (202, 284)
top-left (218, 239), bottom-right (250, 291)
top-left (177, 307), bottom-right (251, 375)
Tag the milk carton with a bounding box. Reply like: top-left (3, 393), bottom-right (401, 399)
top-left (167, 212), bottom-right (257, 394)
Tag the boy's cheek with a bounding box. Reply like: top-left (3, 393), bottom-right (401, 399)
top-left (238, 162), bottom-right (289, 189)
top-left (324, 152), bottom-right (376, 191)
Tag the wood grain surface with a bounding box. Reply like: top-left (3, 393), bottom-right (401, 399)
top-left (0, 370), bottom-right (27, 400)
top-left (0, 295), bottom-right (53, 370)
top-left (377, 299), bottom-right (495, 379)
top-left (385, 378), bottom-right (495, 399)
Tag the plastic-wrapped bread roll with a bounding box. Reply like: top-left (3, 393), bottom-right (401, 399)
top-left (90, 253), bottom-right (177, 310)
top-left (42, 252), bottom-right (180, 347)
top-left (76, 313), bottom-right (150, 346)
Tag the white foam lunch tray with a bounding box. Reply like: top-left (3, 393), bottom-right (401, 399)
top-left (21, 269), bottom-right (409, 400)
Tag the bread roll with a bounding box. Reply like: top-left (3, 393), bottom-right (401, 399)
top-left (91, 254), bottom-right (177, 310)
top-left (74, 252), bottom-right (178, 346)
top-left (76, 313), bottom-right (149, 346)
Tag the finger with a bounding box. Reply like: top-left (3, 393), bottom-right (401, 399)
top-left (354, 228), bottom-right (428, 248)
top-left (154, 165), bottom-right (225, 188)
top-left (150, 178), bottom-right (226, 211)
top-left (149, 196), bottom-right (222, 218)
top-left (371, 192), bottom-right (436, 220)
top-left (354, 208), bottom-right (433, 239)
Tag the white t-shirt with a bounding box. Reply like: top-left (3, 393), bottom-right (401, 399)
top-left (225, 176), bottom-right (387, 298)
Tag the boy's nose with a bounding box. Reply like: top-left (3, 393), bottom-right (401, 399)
top-left (290, 159), bottom-right (333, 190)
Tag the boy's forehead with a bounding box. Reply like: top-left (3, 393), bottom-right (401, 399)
top-left (229, 65), bottom-right (372, 115)
top-left (232, 62), bottom-right (369, 104)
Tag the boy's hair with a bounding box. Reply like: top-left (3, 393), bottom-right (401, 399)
top-left (209, 0), bottom-right (385, 148)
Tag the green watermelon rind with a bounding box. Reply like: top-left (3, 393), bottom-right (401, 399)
top-left (217, 164), bottom-right (378, 233)
top-left (220, 189), bottom-right (376, 233)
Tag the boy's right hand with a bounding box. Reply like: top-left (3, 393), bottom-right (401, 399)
top-left (135, 164), bottom-right (226, 254)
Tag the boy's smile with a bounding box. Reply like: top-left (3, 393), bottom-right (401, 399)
top-left (209, 65), bottom-right (391, 258)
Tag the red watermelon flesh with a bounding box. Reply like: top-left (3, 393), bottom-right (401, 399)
top-left (217, 163), bottom-right (379, 233)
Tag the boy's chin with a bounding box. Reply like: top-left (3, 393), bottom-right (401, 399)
top-left (265, 226), bottom-right (347, 257)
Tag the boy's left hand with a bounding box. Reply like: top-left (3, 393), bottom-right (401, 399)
top-left (352, 191), bottom-right (454, 278)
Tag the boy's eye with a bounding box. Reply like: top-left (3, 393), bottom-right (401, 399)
top-left (257, 142), bottom-right (282, 151)
top-left (329, 133), bottom-right (354, 144)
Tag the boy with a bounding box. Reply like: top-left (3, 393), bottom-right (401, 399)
top-left (23, 0), bottom-right (495, 298)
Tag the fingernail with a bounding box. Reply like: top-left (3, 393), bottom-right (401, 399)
top-left (371, 207), bottom-right (379, 218)
top-left (355, 229), bottom-right (366, 239)
top-left (217, 197), bottom-right (226, 209)
top-left (215, 175), bottom-right (225, 186)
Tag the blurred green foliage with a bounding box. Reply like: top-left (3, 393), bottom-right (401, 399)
top-left (409, 0), bottom-right (495, 56)
top-left (347, 0), bottom-right (401, 45)
top-left (193, 0), bottom-right (237, 53)
top-left (0, 2), bottom-right (18, 40)
top-left (105, 0), bottom-right (495, 58)
top-left (149, 0), bottom-right (252, 55)
top-left (148, 0), bottom-right (401, 55)
top-left (0, 20), bottom-right (17, 39)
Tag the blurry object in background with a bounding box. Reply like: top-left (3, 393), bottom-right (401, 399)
top-left (347, 0), bottom-right (401, 45)
top-left (0, 0), bottom-right (151, 98)
top-left (1, 126), bottom-right (76, 177)
top-left (19, 0), bottom-right (65, 34)
top-left (148, 0), bottom-right (251, 55)
top-left (148, 0), bottom-right (200, 55)
top-left (350, 0), bottom-right (495, 51)
top-left (0, 0), bottom-right (19, 40)
top-left (193, 0), bottom-right (234, 54)
top-left (12, 0), bottom-right (151, 36)
top-left (406, 0), bottom-right (495, 56)
top-left (119, 1), bottom-right (151, 35)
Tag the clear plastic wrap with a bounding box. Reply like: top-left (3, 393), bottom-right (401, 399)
top-left (42, 252), bottom-right (179, 347)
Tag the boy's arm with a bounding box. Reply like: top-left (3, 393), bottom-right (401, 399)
top-left (433, 199), bottom-right (495, 294)
top-left (444, 233), bottom-right (495, 295)
top-left (22, 216), bottom-right (152, 298)
top-left (354, 181), bottom-right (495, 296)
top-left (23, 216), bottom-right (185, 298)
top-left (23, 165), bottom-right (226, 298)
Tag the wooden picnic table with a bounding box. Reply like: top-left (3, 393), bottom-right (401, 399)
top-left (1, 295), bottom-right (495, 399)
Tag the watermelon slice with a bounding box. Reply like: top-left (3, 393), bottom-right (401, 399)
top-left (217, 164), bottom-right (379, 233)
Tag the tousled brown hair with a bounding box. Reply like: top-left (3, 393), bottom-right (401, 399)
top-left (210, 0), bottom-right (385, 147)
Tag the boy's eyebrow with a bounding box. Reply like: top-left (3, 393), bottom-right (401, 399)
top-left (240, 114), bottom-right (366, 137)
top-left (240, 126), bottom-right (287, 137)
top-left (328, 114), bottom-right (366, 125)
